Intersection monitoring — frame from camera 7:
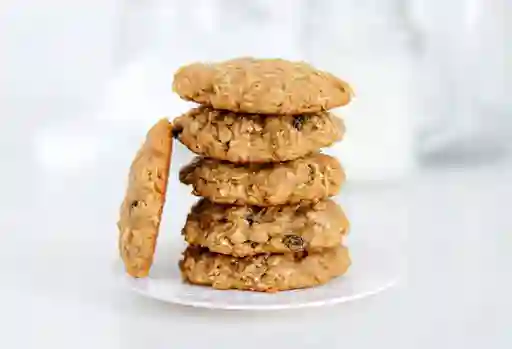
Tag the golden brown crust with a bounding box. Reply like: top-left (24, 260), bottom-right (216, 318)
top-left (179, 246), bottom-right (351, 292)
top-left (183, 199), bottom-right (349, 257)
top-left (172, 58), bottom-right (353, 114)
top-left (117, 119), bottom-right (173, 278)
top-left (172, 106), bottom-right (345, 163)
top-left (179, 153), bottom-right (345, 206)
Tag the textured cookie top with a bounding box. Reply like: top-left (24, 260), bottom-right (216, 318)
top-left (117, 118), bottom-right (173, 278)
top-left (180, 245), bottom-right (351, 292)
top-left (183, 198), bottom-right (349, 257)
top-left (172, 106), bottom-right (345, 163)
top-left (172, 57), bottom-right (353, 114)
top-left (179, 153), bottom-right (345, 206)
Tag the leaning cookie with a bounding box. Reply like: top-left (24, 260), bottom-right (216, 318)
top-left (172, 106), bottom-right (345, 163)
top-left (183, 199), bottom-right (349, 257)
top-left (179, 246), bottom-right (351, 292)
top-left (179, 153), bottom-right (345, 206)
top-left (117, 118), bottom-right (173, 278)
top-left (173, 57), bottom-right (353, 114)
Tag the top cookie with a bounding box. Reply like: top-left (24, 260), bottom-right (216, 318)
top-left (173, 57), bottom-right (353, 114)
top-left (117, 118), bottom-right (173, 278)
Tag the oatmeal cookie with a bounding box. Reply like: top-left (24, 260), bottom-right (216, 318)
top-left (172, 106), bottom-right (345, 163)
top-left (117, 118), bottom-right (173, 278)
top-left (179, 245), bottom-right (351, 292)
top-left (179, 153), bottom-right (345, 206)
top-left (172, 57), bottom-right (353, 114)
top-left (183, 199), bottom-right (349, 257)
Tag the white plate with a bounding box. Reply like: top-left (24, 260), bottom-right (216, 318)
top-left (119, 240), bottom-right (401, 310)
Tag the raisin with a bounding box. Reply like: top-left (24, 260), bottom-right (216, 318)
top-left (246, 214), bottom-right (255, 226)
top-left (292, 115), bottom-right (308, 130)
top-left (307, 164), bottom-right (315, 182)
top-left (129, 200), bottom-right (146, 214)
top-left (172, 125), bottom-right (183, 138)
top-left (283, 235), bottom-right (305, 252)
top-left (246, 207), bottom-right (263, 226)
top-left (294, 251), bottom-right (309, 261)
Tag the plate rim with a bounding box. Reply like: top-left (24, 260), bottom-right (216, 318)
top-left (121, 272), bottom-right (399, 310)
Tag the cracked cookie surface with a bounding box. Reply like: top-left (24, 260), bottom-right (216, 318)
top-left (183, 199), bottom-right (349, 257)
top-left (172, 106), bottom-right (344, 163)
top-left (179, 245), bottom-right (351, 292)
top-left (179, 153), bottom-right (345, 206)
top-left (117, 119), bottom-right (173, 278)
top-left (173, 57), bottom-right (353, 114)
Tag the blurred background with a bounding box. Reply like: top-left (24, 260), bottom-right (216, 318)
top-left (0, 1), bottom-right (511, 346)
top-left (1, 0), bottom-right (510, 182)
top-left (0, 0), bottom-right (512, 180)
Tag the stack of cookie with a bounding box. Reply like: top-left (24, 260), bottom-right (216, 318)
top-left (172, 58), bottom-right (354, 292)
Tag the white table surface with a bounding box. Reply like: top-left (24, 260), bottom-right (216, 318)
top-left (1, 117), bottom-right (511, 348)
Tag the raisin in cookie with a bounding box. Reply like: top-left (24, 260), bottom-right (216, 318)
top-left (173, 57), bottom-right (353, 114)
top-left (179, 246), bottom-right (351, 292)
top-left (172, 106), bottom-right (344, 163)
top-left (179, 153), bottom-right (345, 206)
top-left (183, 199), bottom-right (349, 257)
top-left (117, 118), bottom-right (173, 278)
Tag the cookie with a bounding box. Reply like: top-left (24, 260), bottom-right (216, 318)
top-left (117, 118), bottom-right (173, 278)
top-left (179, 245), bottom-right (350, 292)
top-left (179, 153), bottom-right (345, 206)
top-left (172, 106), bottom-right (344, 163)
top-left (172, 57), bottom-right (353, 114)
top-left (183, 199), bottom-right (349, 257)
